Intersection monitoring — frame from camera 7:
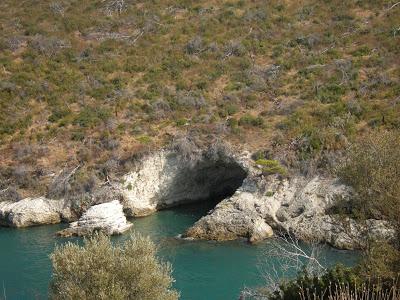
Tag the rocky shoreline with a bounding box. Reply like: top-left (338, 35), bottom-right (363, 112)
top-left (0, 147), bottom-right (394, 249)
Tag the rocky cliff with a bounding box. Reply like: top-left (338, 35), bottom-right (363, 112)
top-left (0, 146), bottom-right (394, 248)
top-left (0, 197), bottom-right (71, 227)
top-left (183, 176), bottom-right (394, 249)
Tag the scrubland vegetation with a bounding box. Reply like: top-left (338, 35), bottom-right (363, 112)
top-left (0, 0), bottom-right (398, 199)
top-left (0, 0), bottom-right (399, 299)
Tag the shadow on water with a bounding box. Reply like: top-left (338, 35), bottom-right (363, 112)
top-left (0, 200), bottom-right (360, 300)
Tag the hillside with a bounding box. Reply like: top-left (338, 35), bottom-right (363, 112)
top-left (0, 0), bottom-right (399, 197)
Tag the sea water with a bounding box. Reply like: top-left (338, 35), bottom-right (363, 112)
top-left (0, 201), bottom-right (358, 300)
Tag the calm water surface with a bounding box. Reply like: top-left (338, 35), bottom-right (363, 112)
top-left (0, 202), bottom-right (359, 300)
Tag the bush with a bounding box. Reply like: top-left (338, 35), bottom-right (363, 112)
top-left (239, 114), bottom-right (264, 127)
top-left (49, 232), bottom-right (179, 300)
top-left (336, 130), bottom-right (400, 227)
top-left (255, 159), bottom-right (287, 176)
top-left (73, 107), bottom-right (111, 128)
top-left (244, 264), bottom-right (399, 300)
top-left (317, 84), bottom-right (346, 103)
top-left (0, 186), bottom-right (20, 202)
top-left (48, 108), bottom-right (71, 123)
top-left (185, 36), bottom-right (203, 55)
top-left (268, 265), bottom-right (359, 300)
top-left (336, 130), bottom-right (400, 282)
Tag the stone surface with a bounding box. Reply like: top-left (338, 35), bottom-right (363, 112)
top-left (57, 200), bottom-right (132, 237)
top-left (1, 148), bottom-right (394, 249)
top-left (0, 197), bottom-right (71, 227)
top-left (121, 149), bottom-right (248, 216)
top-left (184, 176), bottom-right (395, 249)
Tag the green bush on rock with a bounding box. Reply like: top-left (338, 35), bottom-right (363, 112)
top-left (255, 159), bottom-right (287, 176)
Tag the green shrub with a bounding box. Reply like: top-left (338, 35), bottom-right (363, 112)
top-left (48, 108), bottom-right (71, 123)
top-left (175, 118), bottom-right (188, 127)
top-left (336, 130), bottom-right (400, 226)
top-left (137, 135), bottom-right (152, 144)
top-left (351, 46), bottom-right (371, 57)
top-left (267, 265), bottom-right (360, 300)
top-left (49, 232), bottom-right (179, 300)
top-left (73, 107), bottom-right (111, 128)
top-left (248, 263), bottom-right (399, 300)
top-left (71, 130), bottom-right (85, 141)
top-left (317, 84), bottom-right (346, 103)
top-left (255, 159), bottom-right (287, 176)
top-left (239, 114), bottom-right (264, 127)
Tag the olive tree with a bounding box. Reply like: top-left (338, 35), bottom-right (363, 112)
top-left (49, 232), bottom-right (179, 300)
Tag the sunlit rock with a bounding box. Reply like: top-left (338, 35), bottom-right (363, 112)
top-left (57, 200), bottom-right (132, 237)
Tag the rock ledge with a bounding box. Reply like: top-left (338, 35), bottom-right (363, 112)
top-left (57, 200), bottom-right (132, 237)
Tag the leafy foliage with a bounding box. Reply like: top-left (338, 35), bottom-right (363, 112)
top-left (49, 232), bottom-right (179, 300)
top-left (255, 159), bottom-right (287, 176)
top-left (247, 264), bottom-right (399, 300)
top-left (337, 130), bottom-right (400, 230)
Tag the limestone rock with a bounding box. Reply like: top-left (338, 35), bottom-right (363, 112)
top-left (184, 175), bottom-right (394, 249)
top-left (121, 150), bottom-right (248, 216)
top-left (57, 200), bottom-right (132, 237)
top-left (0, 197), bottom-right (70, 227)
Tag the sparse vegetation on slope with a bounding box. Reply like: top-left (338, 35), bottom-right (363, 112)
top-left (0, 0), bottom-right (399, 197)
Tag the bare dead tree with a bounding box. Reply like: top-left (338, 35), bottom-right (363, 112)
top-left (49, 2), bottom-right (65, 17)
top-left (47, 165), bottom-right (81, 199)
top-left (240, 229), bottom-right (326, 300)
top-left (103, 0), bottom-right (127, 16)
top-left (387, 1), bottom-right (400, 11)
top-left (271, 231), bottom-right (326, 275)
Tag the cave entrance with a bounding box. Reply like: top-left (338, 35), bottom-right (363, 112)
top-left (155, 155), bottom-right (248, 214)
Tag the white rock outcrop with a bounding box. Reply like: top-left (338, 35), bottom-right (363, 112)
top-left (121, 150), bottom-right (248, 216)
top-left (1, 148), bottom-right (394, 250)
top-left (57, 200), bottom-right (132, 237)
top-left (0, 197), bottom-right (71, 227)
top-left (184, 176), bottom-right (395, 249)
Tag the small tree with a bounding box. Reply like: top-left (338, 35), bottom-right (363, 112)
top-left (49, 232), bottom-right (179, 300)
top-left (337, 130), bottom-right (400, 237)
top-left (337, 130), bottom-right (400, 280)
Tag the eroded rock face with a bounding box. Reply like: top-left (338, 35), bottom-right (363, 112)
top-left (57, 200), bottom-right (132, 237)
top-left (184, 178), bottom-right (274, 243)
top-left (0, 197), bottom-right (71, 227)
top-left (121, 150), bottom-right (248, 216)
top-left (1, 147), bottom-right (394, 249)
top-left (184, 176), bottom-right (395, 249)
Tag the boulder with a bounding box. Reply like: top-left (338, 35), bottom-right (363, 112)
top-left (57, 200), bottom-right (132, 237)
top-left (0, 197), bottom-right (71, 227)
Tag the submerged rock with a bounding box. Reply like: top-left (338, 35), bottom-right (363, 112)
top-left (0, 197), bottom-right (71, 227)
top-left (57, 200), bottom-right (132, 237)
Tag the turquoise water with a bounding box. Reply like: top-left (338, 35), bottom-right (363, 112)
top-left (0, 202), bottom-right (359, 300)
